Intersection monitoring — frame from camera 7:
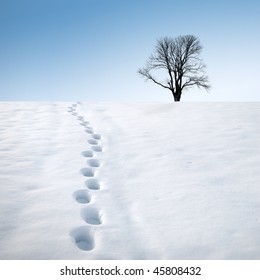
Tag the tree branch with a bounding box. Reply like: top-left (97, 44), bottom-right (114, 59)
top-left (138, 68), bottom-right (171, 90)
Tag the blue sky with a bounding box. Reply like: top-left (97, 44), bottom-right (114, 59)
top-left (1, 0), bottom-right (260, 101)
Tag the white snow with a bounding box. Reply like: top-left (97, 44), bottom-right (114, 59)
top-left (0, 102), bottom-right (260, 259)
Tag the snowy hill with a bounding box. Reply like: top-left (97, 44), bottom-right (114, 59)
top-left (0, 102), bottom-right (260, 259)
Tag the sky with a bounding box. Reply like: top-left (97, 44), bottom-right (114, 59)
top-left (0, 0), bottom-right (260, 102)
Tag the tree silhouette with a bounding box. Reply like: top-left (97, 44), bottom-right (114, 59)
top-left (138, 35), bottom-right (210, 101)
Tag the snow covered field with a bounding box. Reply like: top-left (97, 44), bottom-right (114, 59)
top-left (0, 102), bottom-right (260, 260)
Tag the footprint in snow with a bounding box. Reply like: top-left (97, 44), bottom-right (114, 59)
top-left (80, 121), bottom-right (90, 127)
top-left (85, 128), bottom-right (94, 134)
top-left (86, 179), bottom-right (100, 190)
top-left (91, 145), bottom-right (103, 152)
top-left (87, 159), bottom-right (100, 167)
top-left (71, 108), bottom-right (105, 252)
top-left (71, 226), bottom-right (95, 251)
top-left (88, 139), bottom-right (98, 145)
top-left (73, 189), bottom-right (91, 204)
top-left (82, 150), bottom-right (93, 157)
top-left (81, 167), bottom-right (95, 177)
top-left (81, 207), bottom-right (103, 225)
top-left (92, 134), bottom-right (101, 140)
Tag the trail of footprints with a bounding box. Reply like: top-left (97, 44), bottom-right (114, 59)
top-left (68, 103), bottom-right (103, 251)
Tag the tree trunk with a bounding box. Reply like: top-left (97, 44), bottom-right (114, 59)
top-left (172, 91), bottom-right (181, 102)
top-left (175, 89), bottom-right (181, 101)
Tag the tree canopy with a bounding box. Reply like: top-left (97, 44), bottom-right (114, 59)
top-left (138, 35), bottom-right (210, 101)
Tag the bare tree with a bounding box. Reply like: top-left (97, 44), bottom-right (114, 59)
top-left (138, 35), bottom-right (210, 101)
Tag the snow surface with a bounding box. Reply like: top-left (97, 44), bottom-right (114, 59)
top-left (0, 102), bottom-right (260, 260)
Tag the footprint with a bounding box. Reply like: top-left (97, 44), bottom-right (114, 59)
top-left (81, 168), bottom-right (94, 177)
top-left (87, 159), bottom-right (100, 167)
top-left (86, 125), bottom-right (93, 129)
top-left (81, 207), bottom-right (102, 225)
top-left (91, 145), bottom-right (103, 152)
top-left (80, 121), bottom-right (89, 127)
top-left (73, 189), bottom-right (91, 204)
top-left (77, 116), bottom-right (84, 121)
top-left (85, 128), bottom-right (93, 134)
top-left (86, 179), bottom-right (100, 190)
top-left (82, 150), bottom-right (93, 157)
top-left (70, 226), bottom-right (95, 251)
top-left (88, 139), bottom-right (98, 145)
top-left (92, 134), bottom-right (101, 140)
